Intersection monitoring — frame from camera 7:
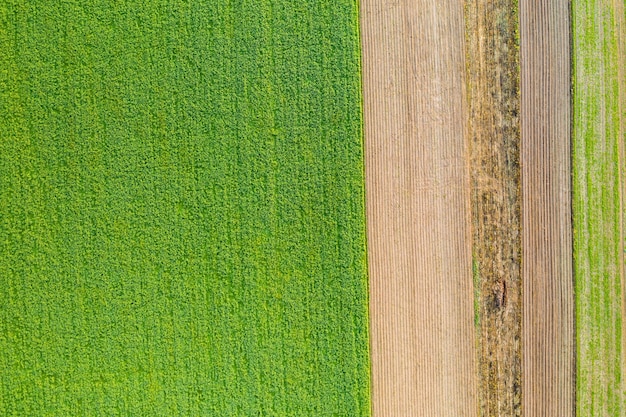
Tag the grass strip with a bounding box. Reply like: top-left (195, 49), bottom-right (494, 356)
top-left (572, 0), bottom-right (626, 414)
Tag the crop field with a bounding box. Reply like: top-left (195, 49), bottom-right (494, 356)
top-left (520, 1), bottom-right (575, 415)
top-left (0, 1), bottom-right (370, 415)
top-left (4, 0), bottom-right (626, 415)
top-left (573, 0), bottom-right (626, 414)
top-left (361, 1), bottom-right (477, 414)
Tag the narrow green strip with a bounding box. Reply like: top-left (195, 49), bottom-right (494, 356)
top-left (573, 0), bottom-right (626, 414)
top-left (0, 1), bottom-right (370, 415)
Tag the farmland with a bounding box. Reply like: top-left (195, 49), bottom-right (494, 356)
top-left (0, 1), bottom-right (370, 415)
top-left (520, 1), bottom-right (575, 415)
top-left (464, 0), bottom-right (522, 414)
top-left (3, 0), bottom-right (626, 415)
top-left (572, 0), bottom-right (626, 414)
top-left (361, 0), bottom-right (477, 414)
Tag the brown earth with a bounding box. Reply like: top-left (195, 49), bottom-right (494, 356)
top-left (520, 1), bottom-right (574, 416)
top-left (360, 1), bottom-right (477, 415)
top-left (362, 1), bottom-right (574, 415)
top-left (463, 1), bottom-right (522, 415)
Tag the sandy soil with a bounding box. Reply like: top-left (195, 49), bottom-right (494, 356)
top-left (361, 1), bottom-right (477, 415)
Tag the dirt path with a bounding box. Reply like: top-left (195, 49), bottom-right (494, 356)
top-left (361, 1), bottom-right (477, 415)
top-left (520, 1), bottom-right (575, 415)
top-left (463, 1), bottom-right (522, 415)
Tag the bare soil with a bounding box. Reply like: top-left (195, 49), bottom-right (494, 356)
top-left (361, 1), bottom-right (477, 415)
top-left (362, 1), bottom-right (574, 415)
top-left (520, 1), bottom-right (575, 415)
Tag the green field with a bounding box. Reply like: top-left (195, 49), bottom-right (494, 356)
top-left (572, 0), bottom-right (626, 414)
top-left (0, 1), bottom-right (370, 415)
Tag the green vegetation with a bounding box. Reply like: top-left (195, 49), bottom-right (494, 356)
top-left (572, 0), bottom-right (626, 414)
top-left (0, 1), bottom-right (370, 415)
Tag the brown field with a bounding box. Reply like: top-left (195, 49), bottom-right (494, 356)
top-left (361, 0), bottom-right (477, 415)
top-left (520, 1), bottom-right (574, 415)
top-left (362, 0), bottom-right (574, 415)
